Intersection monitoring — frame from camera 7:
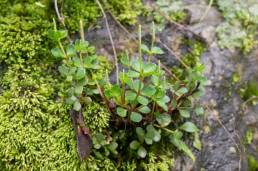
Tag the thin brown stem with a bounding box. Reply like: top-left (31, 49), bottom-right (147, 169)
top-left (95, 0), bottom-right (119, 84)
top-left (54, 0), bottom-right (72, 43)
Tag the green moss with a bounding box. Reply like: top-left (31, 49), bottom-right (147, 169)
top-left (248, 155), bottom-right (258, 171)
top-left (83, 102), bottom-right (110, 134)
top-left (216, 0), bottom-right (258, 53)
top-left (182, 40), bottom-right (206, 67)
top-left (62, 0), bottom-right (100, 32)
top-left (104, 0), bottom-right (143, 25)
top-left (140, 152), bottom-right (174, 171)
top-left (0, 19), bottom-right (51, 65)
top-left (239, 80), bottom-right (258, 104)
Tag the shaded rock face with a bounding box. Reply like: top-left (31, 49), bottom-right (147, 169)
top-left (183, 1), bottom-right (258, 171)
top-left (84, 1), bottom-right (258, 170)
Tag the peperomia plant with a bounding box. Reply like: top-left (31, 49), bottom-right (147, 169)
top-left (49, 21), bottom-right (205, 165)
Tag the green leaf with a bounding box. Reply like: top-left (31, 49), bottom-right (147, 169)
top-left (136, 127), bottom-right (145, 143)
top-left (129, 140), bottom-right (140, 150)
top-left (137, 96), bottom-right (149, 105)
top-left (127, 70), bottom-right (140, 78)
top-left (144, 137), bottom-right (153, 145)
top-left (143, 63), bottom-right (157, 75)
top-left (73, 101), bottom-right (81, 111)
top-left (138, 106), bottom-right (151, 114)
top-left (75, 67), bottom-right (86, 80)
top-left (74, 86), bottom-right (84, 96)
top-left (132, 60), bottom-right (142, 72)
top-left (153, 130), bottom-right (161, 142)
top-left (125, 91), bottom-right (137, 101)
top-left (179, 110), bottom-right (190, 118)
top-left (77, 76), bottom-right (88, 86)
top-left (145, 125), bottom-right (161, 144)
top-left (84, 55), bottom-right (98, 69)
top-left (195, 106), bottom-right (204, 116)
top-left (58, 65), bottom-right (69, 76)
top-left (151, 46), bottom-right (164, 55)
top-left (108, 141), bottom-right (118, 154)
top-left (65, 96), bottom-right (77, 105)
top-left (74, 40), bottom-right (89, 52)
top-left (116, 107), bottom-right (127, 117)
top-left (169, 131), bottom-right (195, 161)
top-left (141, 85), bottom-right (156, 97)
top-left (119, 72), bottom-right (130, 84)
top-left (51, 48), bottom-right (64, 59)
top-left (66, 45), bottom-right (76, 57)
top-left (48, 29), bottom-right (67, 41)
top-left (156, 101), bottom-right (168, 111)
top-left (141, 44), bottom-right (150, 53)
top-left (120, 55), bottom-right (131, 66)
top-left (193, 133), bottom-right (202, 150)
top-left (73, 57), bottom-right (82, 67)
top-left (156, 113), bottom-right (171, 127)
top-left (137, 146), bottom-right (147, 158)
top-left (151, 75), bottom-right (159, 86)
top-left (180, 122), bottom-right (198, 133)
top-left (110, 85), bottom-right (121, 97)
top-left (131, 80), bottom-right (143, 91)
top-left (175, 87), bottom-right (188, 96)
top-left (130, 112), bottom-right (142, 123)
top-left (171, 99), bottom-right (177, 109)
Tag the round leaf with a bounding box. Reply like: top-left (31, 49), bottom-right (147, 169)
top-left (136, 127), bottom-right (145, 143)
top-left (137, 146), bottom-right (147, 158)
top-left (127, 70), bottom-right (140, 78)
top-left (51, 48), bottom-right (64, 59)
top-left (156, 114), bottom-right (171, 127)
top-left (75, 67), bottom-right (86, 80)
top-left (180, 122), bottom-right (198, 133)
top-left (129, 140), bottom-right (140, 150)
top-left (116, 107), bottom-right (127, 117)
top-left (73, 101), bottom-right (81, 111)
top-left (125, 91), bottom-right (137, 101)
top-left (138, 106), bottom-right (151, 114)
top-left (141, 85), bottom-right (156, 97)
top-left (195, 106), bottom-right (204, 116)
top-left (179, 110), bottom-right (190, 118)
top-left (130, 112), bottom-right (142, 123)
top-left (137, 96), bottom-right (149, 105)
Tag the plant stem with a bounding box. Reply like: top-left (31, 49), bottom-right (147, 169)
top-left (58, 41), bottom-right (67, 59)
top-left (149, 22), bottom-right (155, 62)
top-left (80, 19), bottom-right (85, 41)
top-left (95, 0), bottom-right (119, 84)
top-left (154, 124), bottom-right (174, 134)
top-left (121, 70), bottom-right (126, 104)
top-left (138, 25), bottom-right (142, 61)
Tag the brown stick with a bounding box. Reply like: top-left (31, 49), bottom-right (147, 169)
top-left (95, 0), bottom-right (119, 84)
